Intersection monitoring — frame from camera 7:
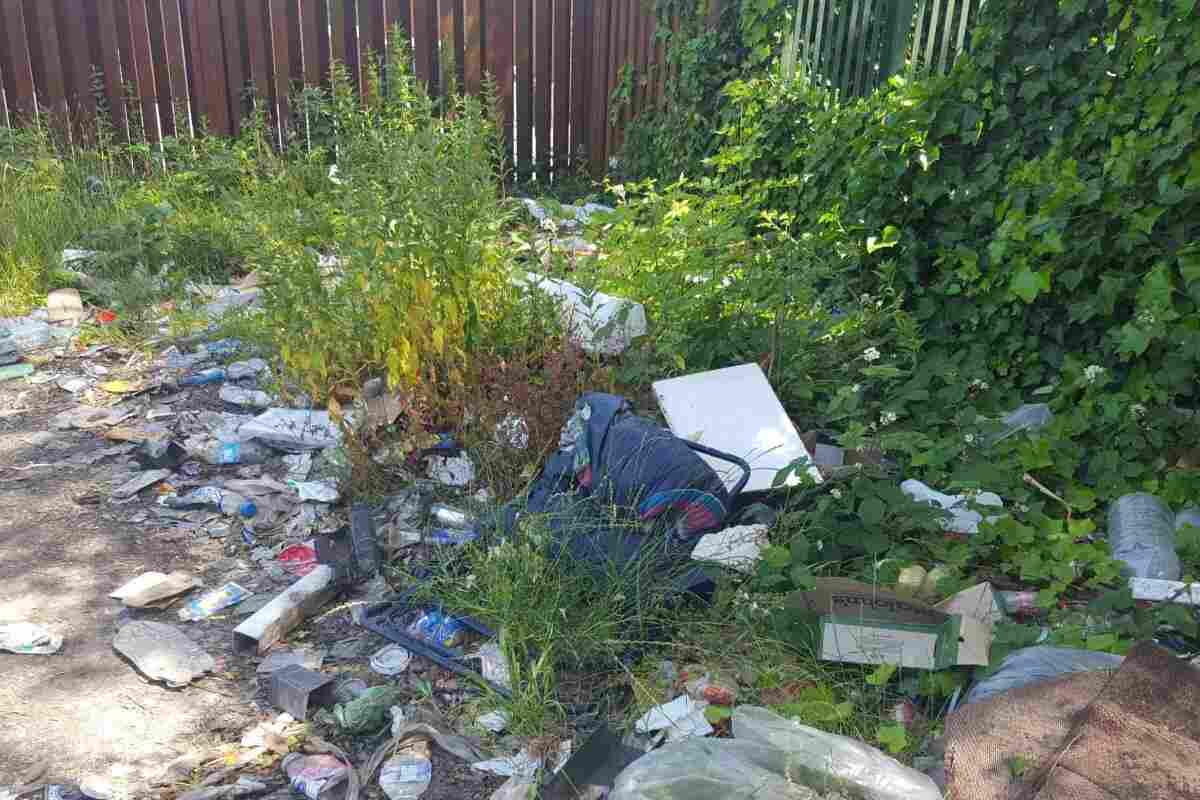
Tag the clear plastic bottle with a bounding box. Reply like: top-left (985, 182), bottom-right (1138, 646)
top-left (186, 436), bottom-right (272, 465)
top-left (380, 745), bottom-right (433, 799)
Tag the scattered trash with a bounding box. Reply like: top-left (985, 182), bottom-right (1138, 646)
top-left (239, 408), bottom-right (342, 451)
top-left (1129, 576), bottom-right (1200, 605)
top-left (478, 640), bottom-right (512, 690)
top-left (515, 271), bottom-right (647, 355)
top-left (110, 572), bottom-right (202, 608)
top-left (947, 642), bottom-right (1196, 800)
top-left (369, 644), bottom-right (412, 676)
top-left (990, 402), bottom-right (1053, 443)
top-left (0, 363), bottom-right (34, 382)
top-left (219, 385), bottom-right (275, 408)
top-left (1, 315), bottom-right (55, 352)
top-left (379, 740), bottom-right (433, 799)
top-left (430, 503), bottom-right (475, 530)
top-left (185, 436), bottom-right (273, 465)
top-left (789, 578), bottom-right (998, 669)
top-left (0, 329), bottom-right (19, 366)
top-left (99, 379), bottom-right (148, 395)
top-left (682, 667), bottom-right (737, 706)
top-left (476, 710), bottom-right (511, 733)
top-left (495, 413), bottom-right (530, 449)
top-left (233, 565), bottom-right (337, 655)
top-left (334, 685), bottom-right (407, 734)
top-left (258, 647), bottom-right (326, 675)
top-left (180, 367), bottom-right (227, 386)
top-left (427, 529), bottom-right (480, 545)
top-left (963, 645), bottom-right (1123, 705)
top-left (294, 479), bottom-right (340, 503)
top-left (269, 664), bottom-right (337, 720)
top-left (226, 358), bottom-right (269, 381)
top-left (654, 363), bottom-right (821, 492)
top-left (278, 542), bottom-right (320, 576)
top-left (472, 749), bottom-right (545, 780)
top-left (407, 610), bottom-right (468, 648)
top-left (336, 678), bottom-right (369, 703)
top-left (900, 479), bottom-right (1004, 536)
top-left (425, 453), bottom-right (476, 487)
top-left (634, 695), bottom-right (712, 740)
top-left (689, 524), bottom-right (768, 573)
top-left (284, 453), bottom-right (314, 481)
top-left (165, 486), bottom-right (247, 515)
top-left (282, 752), bottom-right (350, 800)
top-left (489, 777), bottom-right (535, 800)
top-left (1108, 492), bottom-right (1182, 580)
top-left (51, 405), bottom-right (133, 430)
top-left (178, 582), bottom-right (253, 621)
top-left (0, 622), bottom-right (63, 655)
top-left (134, 438), bottom-right (187, 469)
top-left (112, 621), bottom-right (215, 687)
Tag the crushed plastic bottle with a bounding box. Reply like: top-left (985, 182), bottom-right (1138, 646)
top-left (164, 486), bottom-right (247, 515)
top-left (406, 610), bottom-right (467, 648)
top-left (1108, 493), bottom-right (1181, 580)
top-left (186, 436), bottom-right (272, 466)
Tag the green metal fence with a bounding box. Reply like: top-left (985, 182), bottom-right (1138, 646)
top-left (782, 0), bottom-right (983, 97)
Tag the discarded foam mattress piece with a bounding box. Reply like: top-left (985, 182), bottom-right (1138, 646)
top-left (514, 271), bottom-right (647, 355)
top-left (654, 363), bottom-right (822, 493)
top-left (946, 641), bottom-right (1200, 800)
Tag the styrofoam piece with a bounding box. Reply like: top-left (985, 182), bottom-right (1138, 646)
top-left (690, 524), bottom-right (769, 573)
top-left (514, 271), bottom-right (647, 355)
top-left (653, 363), bottom-right (822, 493)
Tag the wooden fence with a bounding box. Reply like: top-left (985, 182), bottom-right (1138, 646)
top-left (0, 0), bottom-right (671, 175)
top-left (785, 0), bottom-right (982, 97)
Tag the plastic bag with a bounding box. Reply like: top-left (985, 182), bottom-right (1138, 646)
top-left (731, 706), bottom-right (942, 800)
top-left (990, 403), bottom-right (1053, 444)
top-left (1107, 493), bottom-right (1181, 580)
top-left (964, 646), bottom-right (1123, 705)
top-left (611, 738), bottom-right (851, 800)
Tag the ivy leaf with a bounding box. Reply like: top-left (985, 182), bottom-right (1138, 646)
top-left (866, 225), bottom-right (901, 254)
top-left (876, 723), bottom-right (908, 754)
top-left (1118, 324), bottom-right (1153, 356)
top-left (859, 497), bottom-right (886, 527)
top-left (1010, 267), bottom-right (1049, 303)
top-left (704, 705), bottom-right (733, 724)
top-left (789, 564), bottom-right (816, 590)
top-left (865, 662), bottom-right (898, 686)
top-left (762, 545), bottom-right (791, 569)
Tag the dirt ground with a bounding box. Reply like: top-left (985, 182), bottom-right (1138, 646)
top-left (0, 350), bottom-right (503, 799)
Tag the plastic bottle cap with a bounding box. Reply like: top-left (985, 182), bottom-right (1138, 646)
top-left (240, 501), bottom-right (258, 518)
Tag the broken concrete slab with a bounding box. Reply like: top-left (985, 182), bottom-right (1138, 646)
top-left (111, 572), bottom-right (202, 608)
top-left (112, 469), bottom-right (172, 499)
top-left (689, 524), bottom-right (769, 573)
top-left (514, 271), bottom-right (647, 356)
top-left (654, 363), bottom-right (821, 493)
top-left (112, 621), bottom-right (216, 687)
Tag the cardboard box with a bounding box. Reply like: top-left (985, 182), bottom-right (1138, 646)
top-left (788, 579), bottom-right (1000, 670)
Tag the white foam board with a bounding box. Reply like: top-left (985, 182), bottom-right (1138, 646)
top-left (653, 363), bottom-right (821, 493)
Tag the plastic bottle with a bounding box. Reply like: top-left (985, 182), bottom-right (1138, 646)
top-left (188, 437), bottom-right (272, 466)
top-left (379, 745), bottom-right (433, 799)
top-left (164, 486), bottom-right (247, 515)
top-left (430, 502), bottom-right (475, 529)
top-left (180, 367), bottom-right (227, 386)
top-left (1107, 493), bottom-right (1181, 580)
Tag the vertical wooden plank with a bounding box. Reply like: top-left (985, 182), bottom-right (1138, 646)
top-left (270, 0), bottom-right (294, 142)
top-left (0, 1), bottom-right (37, 121)
top-left (244, 0), bottom-right (273, 111)
top-left (332, 0), bottom-right (360, 92)
top-left (439, 0), bottom-right (456, 93)
top-left (533, 0), bottom-right (550, 172)
top-left (462, 0), bottom-right (481, 94)
top-left (608, 0), bottom-right (628, 153)
top-left (144, 0), bottom-right (177, 136)
top-left (24, 0), bottom-right (68, 125)
top-left (810, 0), bottom-right (826, 85)
top-left (286, 0), bottom-right (303, 85)
top-left (484, 0), bottom-right (514, 164)
top-left (514, 0), bottom-right (532, 174)
top-left (410, 0), bottom-right (433, 88)
top-left (823, 0), bottom-right (843, 86)
top-left (909, 0), bottom-right (928, 75)
top-left (181, 0), bottom-right (230, 135)
top-left (551, 0), bottom-right (569, 168)
top-left (937, 0), bottom-right (957, 73)
top-left (219, 0), bottom-right (247, 130)
top-left (364, 0), bottom-right (387, 58)
top-left (300, 0), bottom-right (324, 85)
top-left (56, 0), bottom-right (98, 131)
top-left (881, 0), bottom-right (913, 81)
top-left (386, 0), bottom-right (412, 45)
top-left (126, 0), bottom-right (162, 141)
top-left (587, 0), bottom-right (610, 173)
top-left (855, 0), bottom-right (875, 93)
top-left (921, 0), bottom-right (943, 75)
top-left (569, 0), bottom-right (590, 168)
top-left (160, 0), bottom-right (191, 134)
top-left (85, 0), bottom-right (127, 133)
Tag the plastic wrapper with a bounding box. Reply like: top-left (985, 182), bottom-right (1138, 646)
top-left (964, 646), bottom-right (1123, 705)
top-left (1107, 493), bottom-right (1181, 580)
top-left (731, 706), bottom-right (942, 800)
top-left (990, 403), bottom-right (1053, 444)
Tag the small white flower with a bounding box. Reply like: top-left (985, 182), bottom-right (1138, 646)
top-left (880, 410), bottom-right (898, 426)
top-left (850, 384), bottom-right (862, 393)
top-left (969, 379), bottom-right (990, 391)
top-left (964, 433), bottom-right (975, 444)
top-left (815, 540), bottom-right (824, 552)
top-left (464, 573), bottom-right (478, 589)
top-left (612, 183), bottom-right (627, 201)
top-left (1131, 403), bottom-right (1147, 418)
top-left (612, 593), bottom-right (626, 603)
top-left (862, 346), bottom-right (882, 363)
top-left (830, 488), bottom-right (843, 499)
top-left (327, 164), bottom-right (345, 185)
top-left (1084, 364), bottom-right (1105, 384)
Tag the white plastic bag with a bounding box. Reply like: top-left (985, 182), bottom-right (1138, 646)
top-left (1108, 493), bottom-right (1181, 580)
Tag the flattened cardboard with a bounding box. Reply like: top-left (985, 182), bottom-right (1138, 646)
top-left (790, 578), bottom-right (995, 670)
